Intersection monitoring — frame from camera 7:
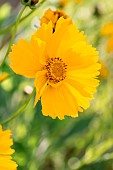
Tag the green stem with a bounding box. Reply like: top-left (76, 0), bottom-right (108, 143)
top-left (0, 0), bottom-right (46, 35)
top-left (1, 88), bottom-right (35, 125)
top-left (0, 9), bottom-right (35, 35)
top-left (0, 24), bottom-right (13, 35)
top-left (0, 6), bottom-right (26, 68)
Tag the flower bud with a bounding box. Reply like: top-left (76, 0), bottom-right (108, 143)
top-left (21, 0), bottom-right (39, 8)
top-left (30, 0), bottom-right (39, 6)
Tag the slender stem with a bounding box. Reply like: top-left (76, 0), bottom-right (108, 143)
top-left (0, 0), bottom-right (46, 35)
top-left (0, 6), bottom-right (26, 68)
top-left (0, 10), bottom-right (33, 35)
top-left (1, 88), bottom-right (35, 125)
top-left (0, 24), bottom-right (13, 35)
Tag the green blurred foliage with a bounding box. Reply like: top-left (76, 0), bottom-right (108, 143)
top-left (0, 0), bottom-right (113, 170)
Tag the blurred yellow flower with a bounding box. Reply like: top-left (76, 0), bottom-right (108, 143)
top-left (58, 0), bottom-right (83, 6)
top-left (9, 17), bottom-right (100, 119)
top-left (101, 23), bottom-right (113, 36)
top-left (99, 61), bottom-right (109, 79)
top-left (0, 125), bottom-right (17, 170)
top-left (40, 8), bottom-right (68, 31)
top-left (0, 72), bottom-right (8, 83)
top-left (101, 23), bottom-right (113, 52)
top-left (59, 0), bottom-right (69, 7)
top-left (74, 0), bottom-right (83, 2)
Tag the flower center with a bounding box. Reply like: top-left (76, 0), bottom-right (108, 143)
top-left (45, 57), bottom-right (67, 84)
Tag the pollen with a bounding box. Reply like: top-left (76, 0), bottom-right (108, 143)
top-left (45, 57), bottom-right (67, 84)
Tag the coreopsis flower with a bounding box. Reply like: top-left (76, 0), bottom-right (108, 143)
top-left (9, 17), bottom-right (100, 120)
top-left (40, 8), bottom-right (68, 31)
top-left (101, 23), bottom-right (113, 52)
top-left (99, 61), bottom-right (109, 79)
top-left (0, 125), bottom-right (17, 170)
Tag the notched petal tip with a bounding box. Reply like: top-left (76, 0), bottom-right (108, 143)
top-left (55, 17), bottom-right (72, 31)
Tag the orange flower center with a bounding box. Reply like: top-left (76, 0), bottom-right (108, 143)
top-left (45, 57), bottom-right (67, 84)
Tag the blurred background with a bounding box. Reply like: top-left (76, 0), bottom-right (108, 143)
top-left (0, 0), bottom-right (113, 170)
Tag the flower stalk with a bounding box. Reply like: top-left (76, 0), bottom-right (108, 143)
top-left (1, 88), bottom-right (35, 125)
top-left (0, 6), bottom-right (26, 68)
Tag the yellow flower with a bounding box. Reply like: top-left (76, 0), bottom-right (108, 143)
top-left (59, 0), bottom-right (82, 6)
top-left (101, 23), bottom-right (113, 52)
top-left (74, 0), bottom-right (83, 2)
top-left (99, 61), bottom-right (109, 79)
top-left (9, 18), bottom-right (100, 120)
top-left (0, 72), bottom-right (8, 83)
top-left (0, 125), bottom-right (17, 170)
top-left (59, 0), bottom-right (69, 7)
top-left (40, 8), bottom-right (68, 31)
top-left (101, 23), bottom-right (113, 36)
top-left (106, 35), bottom-right (113, 52)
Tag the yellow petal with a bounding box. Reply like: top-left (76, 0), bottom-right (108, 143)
top-left (0, 155), bottom-right (17, 170)
top-left (0, 128), bottom-right (14, 155)
top-left (9, 39), bottom-right (44, 78)
top-left (34, 70), bottom-right (47, 106)
top-left (41, 84), bottom-right (79, 119)
top-left (31, 38), bottom-right (48, 65)
top-left (55, 17), bottom-right (72, 31)
top-left (71, 42), bottom-right (98, 63)
top-left (40, 9), bottom-right (68, 30)
top-left (0, 125), bottom-right (17, 169)
top-left (66, 78), bottom-right (94, 99)
top-left (46, 17), bottom-right (73, 58)
top-left (65, 82), bottom-right (90, 110)
top-left (31, 21), bottom-right (53, 43)
top-left (67, 63), bottom-right (100, 79)
top-left (62, 46), bottom-right (99, 71)
top-left (55, 25), bottom-right (86, 58)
